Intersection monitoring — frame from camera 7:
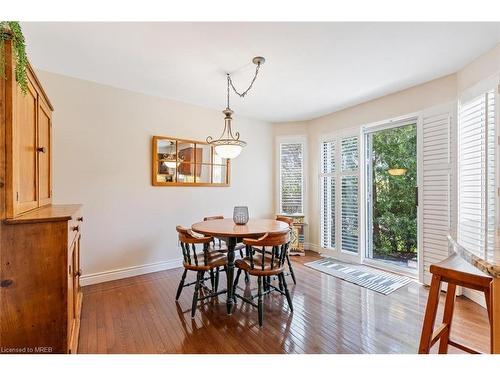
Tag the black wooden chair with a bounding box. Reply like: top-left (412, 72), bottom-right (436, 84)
top-left (249, 216), bottom-right (297, 286)
top-left (233, 232), bottom-right (294, 326)
top-left (175, 226), bottom-right (228, 318)
top-left (275, 216), bottom-right (297, 284)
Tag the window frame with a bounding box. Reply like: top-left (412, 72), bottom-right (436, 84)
top-left (318, 129), bottom-right (360, 259)
top-left (276, 135), bottom-right (307, 216)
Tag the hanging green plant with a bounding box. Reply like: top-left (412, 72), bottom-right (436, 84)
top-left (0, 21), bottom-right (28, 94)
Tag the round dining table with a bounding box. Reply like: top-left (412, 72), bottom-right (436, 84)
top-left (191, 218), bottom-right (290, 315)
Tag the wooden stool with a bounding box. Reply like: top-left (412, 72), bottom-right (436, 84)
top-left (418, 253), bottom-right (492, 354)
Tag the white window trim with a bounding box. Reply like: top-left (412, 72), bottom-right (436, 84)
top-left (458, 75), bottom-right (500, 232)
top-left (275, 135), bottom-right (307, 217)
top-left (457, 78), bottom-right (499, 254)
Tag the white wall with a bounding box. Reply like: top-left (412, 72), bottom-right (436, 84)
top-left (37, 70), bottom-right (274, 283)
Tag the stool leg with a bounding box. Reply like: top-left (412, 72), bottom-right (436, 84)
top-left (438, 283), bottom-right (456, 354)
top-left (484, 285), bottom-right (493, 326)
top-left (419, 274), bottom-right (442, 354)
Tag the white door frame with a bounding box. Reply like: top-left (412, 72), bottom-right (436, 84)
top-left (360, 112), bottom-right (421, 278)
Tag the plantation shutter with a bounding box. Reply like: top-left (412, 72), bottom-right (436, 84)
top-left (320, 140), bottom-right (336, 248)
top-left (420, 103), bottom-right (454, 285)
top-left (340, 137), bottom-right (359, 253)
top-left (457, 89), bottom-right (497, 260)
top-left (280, 142), bottom-right (304, 214)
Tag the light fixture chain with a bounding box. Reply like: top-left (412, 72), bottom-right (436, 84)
top-left (227, 62), bottom-right (261, 99)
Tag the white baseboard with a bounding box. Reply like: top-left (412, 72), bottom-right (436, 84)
top-left (80, 258), bottom-right (183, 286)
top-left (305, 242), bottom-right (322, 253)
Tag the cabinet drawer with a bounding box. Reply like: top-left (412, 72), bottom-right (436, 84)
top-left (68, 211), bottom-right (83, 247)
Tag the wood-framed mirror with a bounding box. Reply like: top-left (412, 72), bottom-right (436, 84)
top-left (152, 135), bottom-right (230, 186)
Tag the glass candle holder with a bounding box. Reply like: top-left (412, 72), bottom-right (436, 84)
top-left (233, 206), bottom-right (249, 225)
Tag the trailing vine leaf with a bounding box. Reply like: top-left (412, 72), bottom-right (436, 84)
top-left (0, 21), bottom-right (28, 94)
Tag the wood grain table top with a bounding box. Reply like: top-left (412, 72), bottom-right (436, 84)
top-left (192, 218), bottom-right (289, 238)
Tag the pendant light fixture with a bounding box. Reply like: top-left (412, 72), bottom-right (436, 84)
top-left (207, 56), bottom-right (265, 159)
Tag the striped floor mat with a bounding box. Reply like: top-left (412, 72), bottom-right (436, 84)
top-left (305, 257), bottom-right (413, 295)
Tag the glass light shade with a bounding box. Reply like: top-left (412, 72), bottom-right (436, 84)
top-left (388, 168), bottom-right (407, 176)
top-left (164, 161), bottom-right (177, 169)
top-left (215, 144), bottom-right (242, 159)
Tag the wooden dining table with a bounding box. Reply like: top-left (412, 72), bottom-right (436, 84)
top-left (191, 218), bottom-right (290, 315)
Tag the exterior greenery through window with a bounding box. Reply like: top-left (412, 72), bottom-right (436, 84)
top-left (280, 142), bottom-right (304, 214)
top-left (369, 124), bottom-right (417, 264)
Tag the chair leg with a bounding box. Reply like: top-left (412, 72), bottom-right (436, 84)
top-left (438, 283), bottom-right (456, 354)
top-left (214, 267), bottom-right (220, 292)
top-left (280, 273), bottom-right (293, 312)
top-left (191, 271), bottom-right (202, 319)
top-left (286, 253), bottom-right (297, 285)
top-left (245, 271), bottom-right (250, 284)
top-left (233, 268), bottom-right (242, 295)
top-left (418, 274), bottom-right (442, 354)
top-left (175, 269), bottom-right (187, 301)
top-left (278, 273), bottom-right (284, 291)
top-left (257, 276), bottom-right (264, 327)
top-left (209, 269), bottom-right (215, 291)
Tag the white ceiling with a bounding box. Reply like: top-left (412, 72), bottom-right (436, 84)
top-left (21, 22), bottom-right (500, 122)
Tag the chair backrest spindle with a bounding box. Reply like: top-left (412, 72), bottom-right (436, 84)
top-left (176, 225), bottom-right (213, 267)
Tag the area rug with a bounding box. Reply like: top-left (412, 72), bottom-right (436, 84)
top-left (305, 257), bottom-right (413, 295)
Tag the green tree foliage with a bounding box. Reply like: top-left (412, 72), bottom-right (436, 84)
top-left (371, 124), bottom-right (417, 261)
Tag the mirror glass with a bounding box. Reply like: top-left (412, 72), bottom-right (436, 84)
top-left (153, 136), bottom-right (230, 186)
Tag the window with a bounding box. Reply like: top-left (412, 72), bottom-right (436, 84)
top-left (279, 141), bottom-right (304, 214)
top-left (458, 88), bottom-right (497, 257)
top-left (320, 135), bottom-right (359, 253)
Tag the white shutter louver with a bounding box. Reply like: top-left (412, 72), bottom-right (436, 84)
top-left (320, 141), bottom-right (336, 248)
top-left (340, 136), bottom-right (359, 253)
top-left (420, 105), bottom-right (453, 284)
top-left (341, 175), bottom-right (359, 253)
top-left (458, 89), bottom-right (496, 260)
top-left (280, 142), bottom-right (304, 214)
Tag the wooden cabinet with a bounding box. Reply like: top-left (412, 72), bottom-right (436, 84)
top-left (0, 205), bottom-right (83, 354)
top-left (0, 38), bottom-right (81, 354)
top-left (4, 39), bottom-right (53, 218)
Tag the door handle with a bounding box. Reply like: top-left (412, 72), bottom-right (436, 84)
top-left (37, 146), bottom-right (47, 153)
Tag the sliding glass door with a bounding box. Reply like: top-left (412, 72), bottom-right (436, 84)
top-left (364, 123), bottom-right (418, 272)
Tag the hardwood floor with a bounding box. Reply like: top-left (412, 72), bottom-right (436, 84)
top-left (78, 251), bottom-right (490, 354)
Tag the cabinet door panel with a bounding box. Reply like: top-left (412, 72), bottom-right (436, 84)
top-left (14, 79), bottom-right (38, 215)
top-left (38, 98), bottom-right (52, 206)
